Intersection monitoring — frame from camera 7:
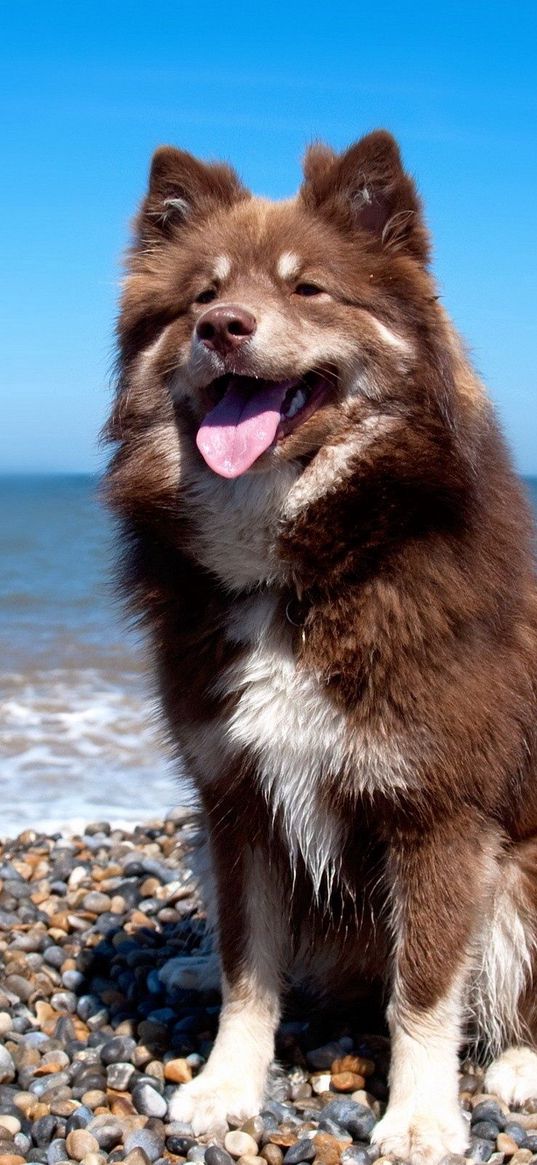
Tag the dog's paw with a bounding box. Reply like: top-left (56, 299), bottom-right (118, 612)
top-left (168, 1073), bottom-right (262, 1135)
top-left (485, 1046), bottom-right (537, 1106)
top-left (371, 1103), bottom-right (468, 1165)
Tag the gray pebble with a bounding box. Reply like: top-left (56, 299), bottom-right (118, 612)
top-left (321, 1099), bottom-right (376, 1140)
top-left (504, 1124), bottom-right (527, 1147)
top-left (106, 1060), bottom-right (135, 1089)
top-left (50, 991), bottom-right (77, 1013)
top-left (472, 1102), bottom-right (506, 1131)
top-left (187, 1149), bottom-right (207, 1163)
top-left (471, 1121), bottom-right (500, 1141)
top-left (522, 1135), bottom-right (537, 1152)
top-left (47, 1139), bottom-right (68, 1165)
top-left (86, 1115), bottom-right (124, 1150)
top-left (283, 1139), bottom-right (317, 1164)
top-left (61, 970), bottom-right (84, 991)
top-left (66, 1106), bottom-right (93, 1132)
top-left (43, 946), bottom-right (66, 969)
top-left (467, 1137), bottom-right (494, 1162)
top-left (205, 1148), bottom-right (234, 1165)
top-left (100, 1035), bottom-right (137, 1064)
top-left (306, 1040), bottom-right (351, 1070)
top-left (124, 1127), bottom-right (166, 1162)
top-left (132, 1081), bottom-right (168, 1118)
top-left (341, 1149), bottom-right (377, 1165)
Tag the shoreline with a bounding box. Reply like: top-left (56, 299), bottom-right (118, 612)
top-left (1, 816), bottom-right (536, 1165)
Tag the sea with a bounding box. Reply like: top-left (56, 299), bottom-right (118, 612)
top-left (1, 473), bottom-right (537, 837)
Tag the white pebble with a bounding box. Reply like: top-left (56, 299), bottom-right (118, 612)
top-left (224, 1132), bottom-right (259, 1159)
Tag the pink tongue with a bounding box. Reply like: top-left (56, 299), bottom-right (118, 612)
top-left (196, 377), bottom-right (293, 478)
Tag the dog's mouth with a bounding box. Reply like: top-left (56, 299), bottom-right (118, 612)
top-left (196, 370), bottom-right (336, 478)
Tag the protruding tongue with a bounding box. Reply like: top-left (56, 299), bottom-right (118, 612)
top-left (196, 376), bottom-right (293, 478)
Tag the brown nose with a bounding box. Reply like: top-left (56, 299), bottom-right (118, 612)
top-left (196, 304), bottom-right (257, 355)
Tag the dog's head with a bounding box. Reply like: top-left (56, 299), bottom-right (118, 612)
top-left (115, 133), bottom-right (472, 477)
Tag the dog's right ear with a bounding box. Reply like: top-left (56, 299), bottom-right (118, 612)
top-left (135, 146), bottom-right (247, 244)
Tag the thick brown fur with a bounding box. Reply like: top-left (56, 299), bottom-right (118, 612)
top-left (104, 131), bottom-right (537, 1163)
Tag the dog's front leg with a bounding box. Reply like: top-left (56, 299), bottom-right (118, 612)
top-left (372, 814), bottom-right (490, 1165)
top-left (169, 835), bottom-right (285, 1134)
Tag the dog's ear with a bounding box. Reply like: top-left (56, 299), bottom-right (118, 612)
top-left (135, 146), bottom-right (247, 244)
top-left (301, 130), bottom-right (429, 264)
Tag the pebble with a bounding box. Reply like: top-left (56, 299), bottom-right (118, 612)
top-left (0, 1048), bottom-right (15, 1084)
top-left (468, 1137), bottom-right (494, 1162)
top-left (65, 1130), bottom-right (100, 1160)
top-left (206, 1149), bottom-right (235, 1165)
top-left (131, 1082), bottom-right (167, 1118)
top-left (0, 816), bottom-right (533, 1165)
top-left (124, 1128), bottom-right (165, 1162)
top-left (225, 1133), bottom-right (259, 1159)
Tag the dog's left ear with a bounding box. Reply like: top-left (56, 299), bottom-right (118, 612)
top-left (301, 130), bottom-right (429, 264)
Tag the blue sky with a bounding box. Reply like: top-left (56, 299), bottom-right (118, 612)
top-left (1, 1), bottom-right (536, 473)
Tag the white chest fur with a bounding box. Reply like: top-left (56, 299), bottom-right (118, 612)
top-left (212, 593), bottom-right (412, 897)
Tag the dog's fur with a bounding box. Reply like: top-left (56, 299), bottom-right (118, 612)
top-left (104, 131), bottom-right (537, 1164)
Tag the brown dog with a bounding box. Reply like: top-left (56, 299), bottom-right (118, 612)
top-left (104, 131), bottom-right (537, 1164)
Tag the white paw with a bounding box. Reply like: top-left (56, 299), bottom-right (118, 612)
top-left (371, 1103), bottom-right (468, 1165)
top-left (158, 952), bottom-right (221, 993)
top-left (168, 1073), bottom-right (262, 1135)
top-left (485, 1046), bottom-right (537, 1106)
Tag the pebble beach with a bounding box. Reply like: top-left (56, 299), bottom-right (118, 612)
top-left (2, 814), bottom-right (537, 1165)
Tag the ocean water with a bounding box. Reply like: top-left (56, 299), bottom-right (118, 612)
top-left (1, 474), bottom-right (537, 837)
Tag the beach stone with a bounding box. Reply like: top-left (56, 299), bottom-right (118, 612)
top-left (320, 1100), bottom-right (376, 1140)
top-left (331, 1073), bottom-right (365, 1093)
top-left (100, 1036), bottom-right (136, 1065)
top-left (131, 1082), bottom-right (167, 1119)
top-left (206, 1148), bottom-right (235, 1165)
top-left (0, 1048), bottom-right (16, 1084)
top-left (65, 1130), bottom-right (99, 1161)
top-left (260, 1149), bottom-right (283, 1165)
top-left (86, 1116), bottom-right (123, 1151)
top-left (106, 1061), bottom-right (135, 1090)
top-left (0, 1014), bottom-right (13, 1037)
top-left (187, 1148), bottom-right (207, 1163)
top-left (505, 1126), bottom-right (527, 1147)
top-left (473, 1121), bottom-right (500, 1141)
top-left (46, 1140), bottom-right (68, 1165)
top-left (225, 1133), bottom-right (259, 1159)
top-left (0, 1119), bottom-right (20, 1137)
top-left (163, 1058), bottom-right (192, 1084)
top-left (241, 1117), bottom-right (265, 1143)
top-left (467, 1137), bottom-right (494, 1162)
top-left (0, 1156), bottom-right (27, 1165)
top-left (521, 1136), bottom-right (537, 1153)
top-left (283, 1139), bottom-right (316, 1164)
top-left (123, 1152), bottom-right (151, 1165)
top-left (307, 1043), bottom-right (351, 1071)
top-left (340, 1149), bottom-right (375, 1165)
top-left (124, 1127), bottom-right (166, 1162)
top-left (510, 1154), bottom-right (533, 1165)
top-left (497, 1134), bottom-right (519, 1156)
top-left (472, 1102), bottom-right (506, 1130)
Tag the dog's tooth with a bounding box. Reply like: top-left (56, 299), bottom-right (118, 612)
top-left (286, 388), bottom-right (307, 418)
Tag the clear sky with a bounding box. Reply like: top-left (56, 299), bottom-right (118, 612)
top-left (1, 0), bottom-right (535, 474)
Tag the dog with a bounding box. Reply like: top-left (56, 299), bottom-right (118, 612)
top-left (104, 130), bottom-right (537, 1164)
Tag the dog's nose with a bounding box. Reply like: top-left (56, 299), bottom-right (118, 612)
top-left (196, 305), bottom-right (257, 355)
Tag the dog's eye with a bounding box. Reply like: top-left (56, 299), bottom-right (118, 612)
top-left (195, 288), bottom-right (217, 305)
top-left (295, 282), bottom-right (324, 297)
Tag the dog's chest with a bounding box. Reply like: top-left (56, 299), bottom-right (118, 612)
top-left (215, 593), bottom-right (411, 895)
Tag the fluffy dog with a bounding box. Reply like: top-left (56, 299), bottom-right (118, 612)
top-left (105, 130), bottom-right (537, 1164)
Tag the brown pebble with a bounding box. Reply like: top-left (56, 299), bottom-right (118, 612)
top-left (49, 1099), bottom-right (80, 1117)
top-left (0, 1118), bottom-right (20, 1136)
top-left (267, 1133), bottom-right (298, 1149)
top-left (66, 1129), bottom-right (100, 1160)
top-left (0, 1155), bottom-right (27, 1165)
top-left (331, 1056), bottom-right (375, 1077)
top-left (331, 1071), bottom-right (365, 1092)
top-left (240, 1116), bottom-right (265, 1142)
top-left (261, 1148), bottom-right (283, 1165)
top-left (163, 1058), bottom-right (192, 1084)
top-left (110, 1096), bottom-right (137, 1117)
top-left (123, 1150), bottom-right (151, 1165)
top-left (81, 1090), bottom-right (107, 1108)
top-left (497, 1134), bottom-right (519, 1156)
top-left (510, 1153), bottom-right (533, 1165)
